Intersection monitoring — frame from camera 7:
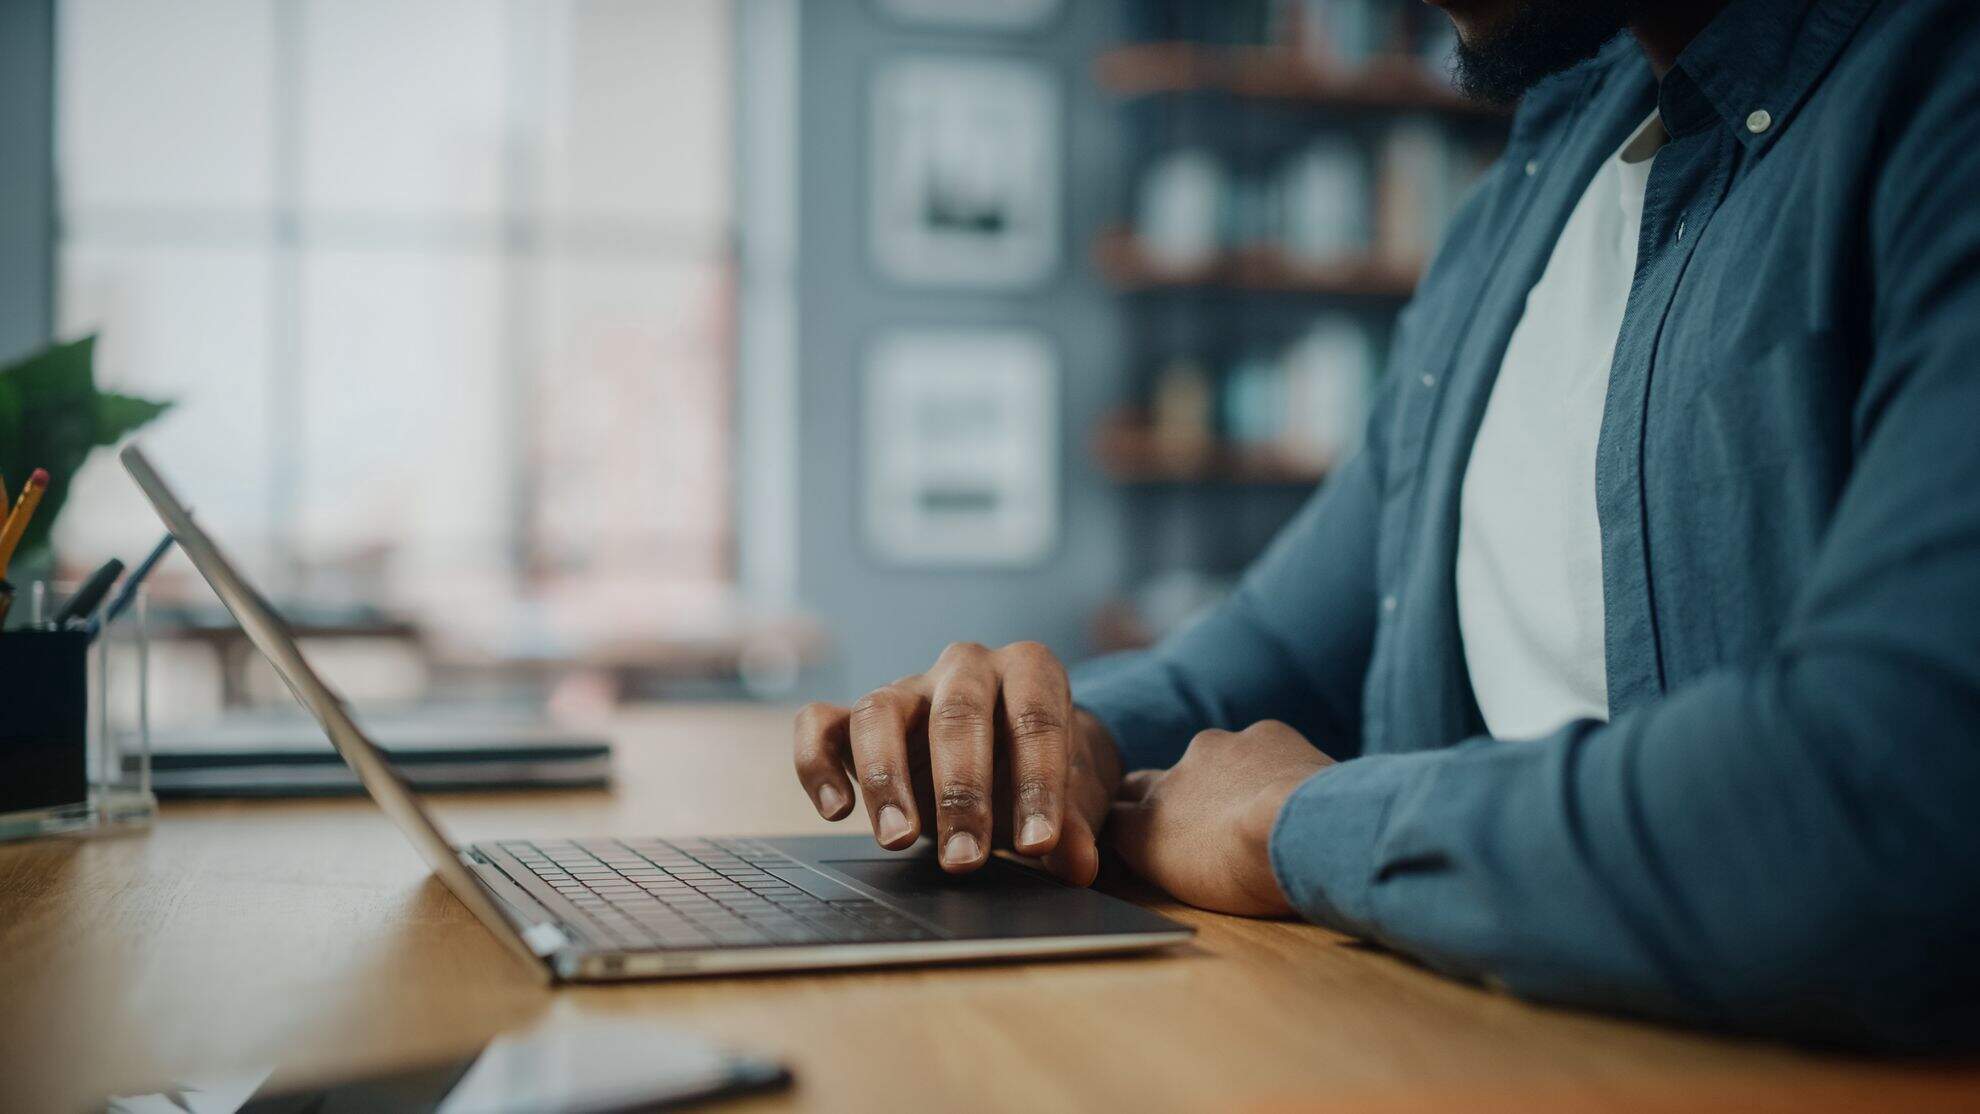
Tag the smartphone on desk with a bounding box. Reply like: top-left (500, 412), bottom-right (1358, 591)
top-left (109, 1017), bottom-right (791, 1114)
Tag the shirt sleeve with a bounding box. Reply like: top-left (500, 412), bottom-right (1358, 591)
top-left (1270, 32), bottom-right (1980, 1050)
top-left (1071, 444), bottom-right (1383, 770)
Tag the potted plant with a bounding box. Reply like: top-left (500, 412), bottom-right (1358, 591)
top-left (0, 335), bottom-right (172, 584)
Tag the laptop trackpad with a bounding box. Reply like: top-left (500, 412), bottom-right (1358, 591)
top-left (823, 856), bottom-right (1122, 938)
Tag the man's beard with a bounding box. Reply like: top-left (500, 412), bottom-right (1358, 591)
top-left (1449, 0), bottom-right (1637, 105)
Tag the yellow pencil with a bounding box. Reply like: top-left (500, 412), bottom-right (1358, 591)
top-left (0, 468), bottom-right (49, 581)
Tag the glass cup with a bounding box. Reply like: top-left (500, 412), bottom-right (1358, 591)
top-left (0, 579), bottom-right (153, 843)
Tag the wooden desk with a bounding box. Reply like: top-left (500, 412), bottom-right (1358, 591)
top-left (3, 703), bottom-right (1975, 1112)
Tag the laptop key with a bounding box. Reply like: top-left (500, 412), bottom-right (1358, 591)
top-left (503, 840), bottom-right (946, 951)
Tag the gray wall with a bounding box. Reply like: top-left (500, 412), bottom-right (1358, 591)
top-left (0, 0), bottom-right (55, 364)
top-left (794, 1), bottom-right (1126, 695)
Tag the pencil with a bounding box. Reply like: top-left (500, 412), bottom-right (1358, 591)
top-left (0, 468), bottom-right (49, 581)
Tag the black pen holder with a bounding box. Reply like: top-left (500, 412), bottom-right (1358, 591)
top-left (0, 629), bottom-right (91, 825)
top-left (0, 586), bottom-right (155, 842)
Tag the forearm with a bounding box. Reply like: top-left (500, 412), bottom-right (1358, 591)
top-left (1268, 652), bottom-right (1980, 1049)
top-left (1073, 451), bottom-right (1383, 769)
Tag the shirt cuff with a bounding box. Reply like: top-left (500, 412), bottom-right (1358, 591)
top-left (1268, 752), bottom-right (1433, 936)
top-left (1070, 655), bottom-right (1195, 771)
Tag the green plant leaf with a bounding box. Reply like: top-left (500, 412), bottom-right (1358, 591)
top-left (0, 378), bottom-right (23, 478)
top-left (0, 334), bottom-right (171, 565)
top-left (97, 391), bottom-right (173, 446)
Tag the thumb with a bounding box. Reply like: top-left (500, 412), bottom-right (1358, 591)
top-left (1040, 806), bottom-right (1100, 886)
top-left (1107, 798), bottom-right (1157, 880)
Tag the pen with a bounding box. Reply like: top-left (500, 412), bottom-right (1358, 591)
top-left (91, 532), bottom-right (175, 637)
top-left (0, 468), bottom-right (50, 582)
top-left (55, 558), bottom-right (124, 630)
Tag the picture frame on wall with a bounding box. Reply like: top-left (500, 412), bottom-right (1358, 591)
top-left (874, 0), bottom-right (1064, 33)
top-left (869, 56), bottom-right (1062, 289)
top-left (863, 328), bottom-right (1059, 567)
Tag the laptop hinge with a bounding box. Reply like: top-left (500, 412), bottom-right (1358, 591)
top-left (521, 921), bottom-right (571, 957)
top-left (460, 848), bottom-right (573, 957)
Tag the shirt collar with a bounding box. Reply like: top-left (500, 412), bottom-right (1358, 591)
top-left (1659, 0), bottom-right (1877, 151)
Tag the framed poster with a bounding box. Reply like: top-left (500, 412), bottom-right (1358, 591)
top-left (863, 329), bottom-right (1058, 567)
top-left (869, 56), bottom-right (1061, 289)
top-left (875, 0), bottom-right (1064, 32)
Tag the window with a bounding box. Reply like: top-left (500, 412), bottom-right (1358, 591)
top-left (54, 0), bottom-right (736, 651)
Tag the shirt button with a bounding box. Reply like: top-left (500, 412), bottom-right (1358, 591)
top-left (1419, 373), bottom-right (1437, 389)
top-left (1382, 594), bottom-right (1398, 613)
top-left (1745, 108), bottom-right (1772, 134)
top-left (1524, 159), bottom-right (1539, 176)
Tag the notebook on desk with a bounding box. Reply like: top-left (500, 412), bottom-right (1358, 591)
top-left (143, 709), bottom-right (612, 797)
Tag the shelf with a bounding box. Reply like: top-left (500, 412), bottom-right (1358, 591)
top-left (1089, 597), bottom-right (1156, 653)
top-left (1094, 42), bottom-right (1504, 118)
top-left (1093, 418), bottom-right (1330, 486)
top-left (1093, 228), bottom-right (1422, 298)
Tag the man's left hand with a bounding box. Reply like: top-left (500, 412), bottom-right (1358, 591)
top-left (1107, 720), bottom-right (1336, 916)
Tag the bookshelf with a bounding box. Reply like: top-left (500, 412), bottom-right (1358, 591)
top-left (1094, 42), bottom-right (1504, 117)
top-left (1093, 226), bottom-right (1422, 298)
top-left (1094, 414), bottom-right (1329, 485)
top-left (1085, 2), bottom-right (1510, 653)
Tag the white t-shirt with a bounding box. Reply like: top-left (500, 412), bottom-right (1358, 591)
top-left (1456, 112), bottom-right (1668, 739)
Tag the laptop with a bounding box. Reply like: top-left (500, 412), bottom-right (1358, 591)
top-left (123, 444), bottom-right (1192, 982)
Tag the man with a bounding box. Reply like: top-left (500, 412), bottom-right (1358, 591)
top-left (793, 0), bottom-right (1980, 1049)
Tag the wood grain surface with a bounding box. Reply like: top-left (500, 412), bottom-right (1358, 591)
top-left (2, 703), bottom-right (1973, 1112)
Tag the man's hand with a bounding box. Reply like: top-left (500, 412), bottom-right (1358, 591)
top-left (792, 641), bottom-right (1122, 884)
top-left (1109, 720), bottom-right (1335, 916)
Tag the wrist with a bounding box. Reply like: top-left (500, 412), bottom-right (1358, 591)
top-left (1238, 779), bottom-right (1290, 861)
top-left (1238, 766), bottom-right (1320, 909)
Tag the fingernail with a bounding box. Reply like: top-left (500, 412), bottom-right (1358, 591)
top-left (816, 784), bottom-right (847, 818)
top-left (1019, 815), bottom-right (1054, 850)
top-left (877, 804), bottom-right (912, 845)
top-left (943, 831), bottom-right (981, 866)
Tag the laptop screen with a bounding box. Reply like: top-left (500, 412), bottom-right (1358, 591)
top-left (120, 443), bottom-right (555, 975)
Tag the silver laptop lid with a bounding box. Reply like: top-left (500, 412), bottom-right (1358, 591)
top-left (121, 443), bottom-right (559, 979)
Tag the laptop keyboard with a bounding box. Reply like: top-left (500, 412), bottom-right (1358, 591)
top-left (493, 837), bottom-right (942, 951)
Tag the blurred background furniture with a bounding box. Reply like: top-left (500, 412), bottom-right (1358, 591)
top-left (1091, 1), bottom-right (1509, 651)
top-left (6, 0), bottom-right (1504, 719)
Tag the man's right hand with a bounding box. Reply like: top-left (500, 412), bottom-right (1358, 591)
top-left (791, 640), bottom-right (1122, 885)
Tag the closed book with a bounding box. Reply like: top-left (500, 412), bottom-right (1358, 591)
top-left (140, 708), bottom-right (611, 797)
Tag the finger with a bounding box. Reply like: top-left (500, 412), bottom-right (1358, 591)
top-left (1115, 768), bottom-right (1162, 804)
top-left (995, 641), bottom-right (1071, 857)
top-left (1040, 806), bottom-right (1100, 886)
top-left (928, 643), bottom-right (997, 872)
top-left (847, 678), bottom-right (929, 850)
top-left (793, 702), bottom-right (855, 820)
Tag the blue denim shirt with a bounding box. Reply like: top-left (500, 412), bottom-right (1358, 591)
top-left (1074, 0), bottom-right (1980, 1049)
